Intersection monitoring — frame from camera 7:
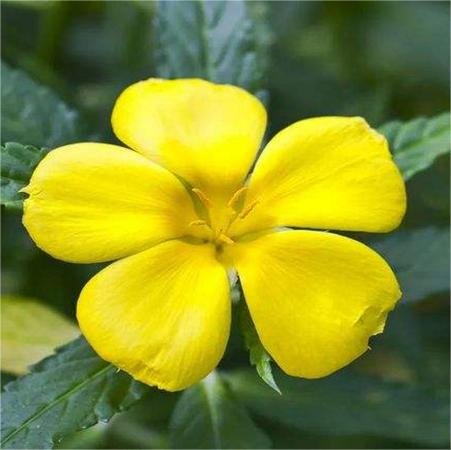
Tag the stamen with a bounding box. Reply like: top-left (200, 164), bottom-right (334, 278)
top-left (192, 188), bottom-right (212, 209)
top-left (218, 234), bottom-right (235, 245)
top-left (188, 219), bottom-right (207, 227)
top-left (227, 187), bottom-right (248, 210)
top-left (239, 200), bottom-right (258, 219)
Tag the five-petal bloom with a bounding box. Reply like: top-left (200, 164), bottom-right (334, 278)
top-left (22, 79), bottom-right (406, 391)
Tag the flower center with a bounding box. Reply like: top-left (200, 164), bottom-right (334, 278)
top-left (188, 186), bottom-right (257, 247)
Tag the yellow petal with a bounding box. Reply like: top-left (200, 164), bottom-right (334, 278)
top-left (111, 78), bottom-right (266, 199)
top-left (229, 230), bottom-right (401, 378)
top-left (77, 239), bottom-right (230, 391)
top-left (229, 117), bottom-right (406, 237)
top-left (23, 143), bottom-right (198, 263)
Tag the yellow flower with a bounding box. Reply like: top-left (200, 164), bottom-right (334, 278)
top-left (22, 79), bottom-right (406, 391)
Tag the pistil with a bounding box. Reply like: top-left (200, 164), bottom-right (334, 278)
top-left (187, 186), bottom-right (258, 247)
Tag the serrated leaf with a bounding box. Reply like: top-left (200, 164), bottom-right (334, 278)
top-left (380, 112), bottom-right (450, 180)
top-left (1, 296), bottom-right (79, 375)
top-left (155, 0), bottom-right (269, 99)
top-left (1, 336), bottom-right (150, 449)
top-left (226, 369), bottom-right (449, 448)
top-left (1, 62), bottom-right (86, 148)
top-left (169, 372), bottom-right (271, 449)
top-left (1, 142), bottom-right (48, 209)
top-left (371, 227), bottom-right (450, 303)
top-left (238, 296), bottom-right (281, 394)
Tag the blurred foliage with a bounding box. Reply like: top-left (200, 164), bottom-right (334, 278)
top-left (268, 1), bottom-right (450, 132)
top-left (226, 368), bottom-right (449, 447)
top-left (372, 227), bottom-right (450, 304)
top-left (1, 1), bottom-right (450, 449)
top-left (1, 296), bottom-right (79, 375)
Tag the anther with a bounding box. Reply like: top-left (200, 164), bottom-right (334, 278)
top-left (239, 200), bottom-right (258, 219)
top-left (218, 234), bottom-right (235, 245)
top-left (227, 187), bottom-right (248, 210)
top-left (188, 219), bottom-right (207, 227)
top-left (192, 188), bottom-right (212, 209)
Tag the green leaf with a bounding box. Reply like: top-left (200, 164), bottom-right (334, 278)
top-left (169, 372), bottom-right (271, 449)
top-left (401, 153), bottom-right (450, 227)
top-left (379, 112), bottom-right (450, 180)
top-left (1, 61), bottom-right (86, 148)
top-left (238, 296), bottom-right (281, 394)
top-left (1, 142), bottom-right (48, 209)
top-left (1, 296), bottom-right (79, 375)
top-left (1, 336), bottom-right (150, 449)
top-left (155, 0), bottom-right (269, 99)
top-left (371, 227), bottom-right (450, 303)
top-left (226, 369), bottom-right (450, 447)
